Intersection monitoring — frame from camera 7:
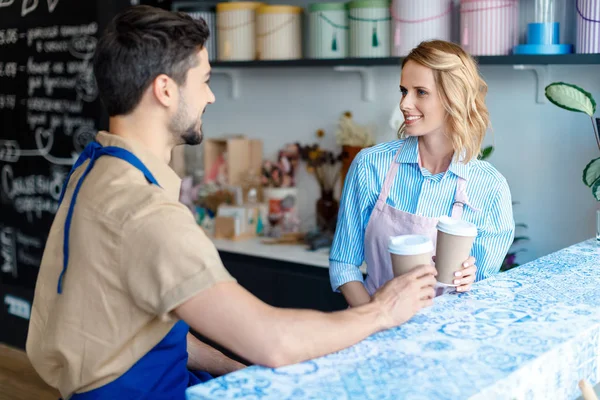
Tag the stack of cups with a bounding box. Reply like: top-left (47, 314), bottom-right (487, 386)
top-left (435, 216), bottom-right (478, 286)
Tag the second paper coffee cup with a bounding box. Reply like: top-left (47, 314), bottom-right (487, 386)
top-left (435, 216), bottom-right (478, 285)
top-left (388, 235), bottom-right (434, 277)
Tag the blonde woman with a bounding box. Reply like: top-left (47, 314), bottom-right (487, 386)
top-left (329, 40), bottom-right (515, 307)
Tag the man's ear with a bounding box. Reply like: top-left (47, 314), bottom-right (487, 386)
top-left (152, 74), bottom-right (177, 108)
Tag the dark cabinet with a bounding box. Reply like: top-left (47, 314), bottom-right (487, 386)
top-left (219, 251), bottom-right (348, 312)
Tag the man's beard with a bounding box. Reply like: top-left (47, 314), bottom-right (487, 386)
top-left (180, 120), bottom-right (203, 145)
top-left (170, 92), bottom-right (204, 146)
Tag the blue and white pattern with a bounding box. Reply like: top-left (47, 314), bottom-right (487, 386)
top-left (187, 239), bottom-right (600, 400)
top-left (329, 137), bottom-right (515, 291)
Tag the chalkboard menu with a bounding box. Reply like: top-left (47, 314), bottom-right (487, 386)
top-left (0, 0), bottom-right (108, 291)
top-left (0, 0), bottom-right (171, 348)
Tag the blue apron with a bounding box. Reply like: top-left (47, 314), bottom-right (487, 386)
top-left (56, 141), bottom-right (213, 399)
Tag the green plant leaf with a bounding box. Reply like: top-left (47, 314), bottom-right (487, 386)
top-left (545, 82), bottom-right (596, 117)
top-left (479, 146), bottom-right (494, 160)
top-left (593, 178), bottom-right (600, 201)
top-left (512, 236), bottom-right (530, 244)
top-left (583, 157), bottom-right (600, 187)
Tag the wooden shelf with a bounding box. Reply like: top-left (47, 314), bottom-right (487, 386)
top-left (211, 54), bottom-right (600, 68)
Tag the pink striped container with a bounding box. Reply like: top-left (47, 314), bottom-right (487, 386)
top-left (391, 0), bottom-right (453, 56)
top-left (460, 0), bottom-right (520, 56)
top-left (576, 0), bottom-right (600, 54)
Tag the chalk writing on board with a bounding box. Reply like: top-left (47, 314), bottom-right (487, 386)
top-left (0, 227), bottom-right (39, 275)
top-left (21, 0), bottom-right (37, 17)
top-left (4, 294), bottom-right (30, 320)
top-left (0, 125), bottom-right (79, 165)
top-left (0, 62), bottom-right (17, 78)
top-left (16, 231), bottom-right (41, 267)
top-left (0, 225), bottom-right (17, 278)
top-left (47, 0), bottom-right (58, 13)
top-left (0, 0), bottom-right (62, 17)
top-left (1, 164), bottom-right (65, 221)
top-left (0, 0), bottom-right (15, 9)
top-left (0, 23), bottom-right (100, 167)
top-left (0, 95), bottom-right (16, 109)
top-left (0, 139), bottom-right (52, 163)
top-left (0, 28), bottom-right (18, 45)
top-left (69, 34), bottom-right (96, 59)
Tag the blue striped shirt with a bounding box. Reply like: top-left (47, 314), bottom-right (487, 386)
top-left (329, 136), bottom-right (515, 292)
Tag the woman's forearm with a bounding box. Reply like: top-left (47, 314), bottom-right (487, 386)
top-left (339, 281), bottom-right (371, 307)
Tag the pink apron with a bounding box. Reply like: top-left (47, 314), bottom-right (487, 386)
top-left (363, 141), bottom-right (474, 296)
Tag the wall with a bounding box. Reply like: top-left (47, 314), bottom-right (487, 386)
top-left (185, 0), bottom-right (599, 265)
top-left (193, 63), bottom-right (599, 265)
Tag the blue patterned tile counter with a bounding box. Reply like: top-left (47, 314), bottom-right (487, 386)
top-left (187, 239), bottom-right (600, 400)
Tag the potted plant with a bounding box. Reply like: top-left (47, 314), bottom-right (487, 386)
top-left (335, 111), bottom-right (375, 189)
top-left (545, 82), bottom-right (600, 240)
top-left (296, 140), bottom-right (343, 234)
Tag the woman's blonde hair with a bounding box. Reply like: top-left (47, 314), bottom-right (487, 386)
top-left (398, 40), bottom-right (490, 163)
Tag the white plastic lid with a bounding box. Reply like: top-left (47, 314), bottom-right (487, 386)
top-left (388, 235), bottom-right (434, 256)
top-left (436, 216), bottom-right (478, 237)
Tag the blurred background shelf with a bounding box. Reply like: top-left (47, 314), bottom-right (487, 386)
top-left (211, 54), bottom-right (600, 68)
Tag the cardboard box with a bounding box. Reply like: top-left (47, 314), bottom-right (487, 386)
top-left (214, 203), bottom-right (266, 240)
top-left (204, 136), bottom-right (263, 186)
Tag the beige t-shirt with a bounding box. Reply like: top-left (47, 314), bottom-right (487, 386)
top-left (26, 131), bottom-right (235, 398)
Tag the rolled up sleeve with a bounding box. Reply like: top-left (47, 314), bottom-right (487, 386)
top-left (329, 152), bottom-right (373, 292)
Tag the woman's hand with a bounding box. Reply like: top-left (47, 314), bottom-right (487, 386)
top-left (453, 256), bottom-right (477, 292)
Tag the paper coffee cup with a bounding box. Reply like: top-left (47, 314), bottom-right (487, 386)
top-left (388, 235), bottom-right (434, 277)
top-left (435, 216), bottom-right (478, 286)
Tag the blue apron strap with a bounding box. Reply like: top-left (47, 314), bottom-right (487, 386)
top-left (57, 142), bottom-right (102, 206)
top-left (57, 142), bottom-right (162, 294)
top-left (100, 146), bottom-right (161, 186)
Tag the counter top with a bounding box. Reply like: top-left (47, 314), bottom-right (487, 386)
top-left (212, 237), bottom-right (367, 273)
top-left (188, 239), bottom-right (600, 399)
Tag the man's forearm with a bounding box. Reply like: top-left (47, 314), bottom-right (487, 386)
top-left (176, 283), bottom-right (385, 368)
top-left (186, 333), bottom-right (246, 376)
top-left (262, 301), bottom-right (383, 367)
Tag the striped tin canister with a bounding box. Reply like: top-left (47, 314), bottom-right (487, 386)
top-left (308, 2), bottom-right (349, 59)
top-left (216, 2), bottom-right (263, 61)
top-left (256, 5), bottom-right (303, 60)
top-left (185, 7), bottom-right (218, 60)
top-left (576, 0), bottom-right (600, 53)
top-left (391, 0), bottom-right (453, 56)
top-left (460, 0), bottom-right (520, 56)
top-left (348, 0), bottom-right (392, 58)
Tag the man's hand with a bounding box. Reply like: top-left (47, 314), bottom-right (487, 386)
top-left (371, 264), bottom-right (437, 330)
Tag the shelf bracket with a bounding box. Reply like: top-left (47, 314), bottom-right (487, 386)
top-left (513, 64), bottom-right (549, 104)
top-left (212, 68), bottom-right (241, 99)
top-left (333, 66), bottom-right (375, 102)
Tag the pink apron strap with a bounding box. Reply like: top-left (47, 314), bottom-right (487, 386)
top-left (451, 177), bottom-right (480, 219)
top-left (376, 142), bottom-right (405, 210)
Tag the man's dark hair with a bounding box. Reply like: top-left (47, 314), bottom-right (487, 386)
top-left (93, 5), bottom-right (209, 117)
